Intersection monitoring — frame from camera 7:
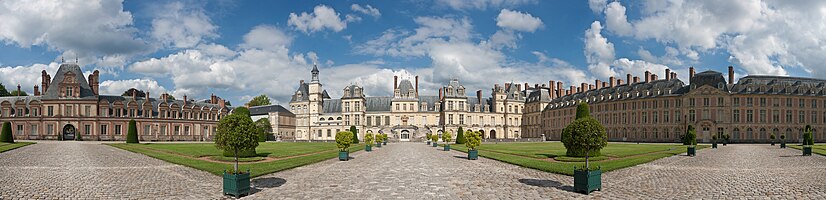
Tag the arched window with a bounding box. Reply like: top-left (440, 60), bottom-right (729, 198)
top-left (747, 128), bottom-right (753, 140)
top-left (760, 128), bottom-right (767, 140)
top-left (319, 118), bottom-right (325, 121)
top-left (733, 128), bottom-right (740, 140)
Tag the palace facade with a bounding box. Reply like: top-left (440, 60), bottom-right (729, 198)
top-left (542, 67), bottom-right (826, 143)
top-left (0, 63), bottom-right (230, 141)
top-left (286, 65), bottom-right (527, 141)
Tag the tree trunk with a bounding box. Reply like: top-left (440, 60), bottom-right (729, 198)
top-left (585, 146), bottom-right (590, 170)
top-left (234, 149), bottom-right (239, 173)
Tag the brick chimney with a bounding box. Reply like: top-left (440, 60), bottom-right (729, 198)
top-left (219, 98), bottom-right (226, 108)
top-left (570, 86), bottom-right (576, 94)
top-left (525, 83), bottom-right (530, 91)
top-left (34, 85), bottom-right (40, 96)
top-left (16, 84), bottom-right (21, 96)
top-left (602, 82), bottom-right (608, 88)
top-left (617, 79), bottom-right (624, 85)
top-left (609, 76), bottom-right (615, 87)
top-left (652, 74), bottom-right (658, 81)
top-left (146, 91), bottom-right (150, 100)
top-left (728, 66), bottom-right (734, 84)
top-left (300, 79), bottom-right (304, 85)
top-left (689, 67), bottom-right (695, 80)
top-left (633, 76), bottom-right (639, 83)
top-left (595, 80), bottom-right (602, 89)
top-left (626, 74), bottom-right (632, 85)
top-left (549, 80), bottom-right (556, 99)
top-left (415, 76), bottom-right (419, 96)
top-left (183, 95), bottom-right (187, 104)
top-left (665, 69), bottom-right (671, 80)
top-left (394, 76), bottom-right (398, 90)
top-left (589, 84), bottom-right (595, 90)
top-left (90, 70), bottom-right (100, 95)
top-left (161, 93), bottom-right (169, 101)
top-left (671, 72), bottom-right (677, 80)
top-left (581, 83), bottom-right (587, 92)
top-left (477, 90), bottom-right (482, 105)
top-left (557, 82), bottom-right (563, 97)
top-left (439, 88), bottom-right (444, 100)
top-left (41, 70), bottom-right (50, 93)
top-left (645, 71), bottom-right (651, 82)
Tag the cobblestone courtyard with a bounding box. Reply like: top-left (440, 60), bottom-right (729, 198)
top-left (1, 141), bottom-right (825, 199)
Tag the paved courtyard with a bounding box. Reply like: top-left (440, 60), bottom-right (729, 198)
top-left (1, 141), bottom-right (825, 199)
top-left (0, 141), bottom-right (222, 199)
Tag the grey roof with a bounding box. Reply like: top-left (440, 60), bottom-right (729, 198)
top-left (526, 88), bottom-right (552, 103)
top-left (547, 78), bottom-right (686, 110)
top-left (322, 99), bottom-right (341, 113)
top-left (690, 70), bottom-right (729, 90)
top-left (466, 97), bottom-right (492, 112)
top-left (42, 63), bottom-right (96, 99)
top-left (418, 96), bottom-right (441, 112)
top-left (366, 97), bottom-right (392, 111)
top-left (291, 83), bottom-right (310, 102)
top-left (322, 90), bottom-right (331, 99)
top-left (249, 104), bottom-right (294, 116)
top-left (442, 79), bottom-right (466, 98)
top-left (731, 75), bottom-right (826, 95)
top-left (504, 83), bottom-right (524, 101)
top-left (342, 85), bottom-right (364, 99)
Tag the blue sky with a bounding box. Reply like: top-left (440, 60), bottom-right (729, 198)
top-left (1, 0), bottom-right (824, 105)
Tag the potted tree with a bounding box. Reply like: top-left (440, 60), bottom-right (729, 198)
top-left (685, 125), bottom-right (697, 157)
top-left (442, 131), bottom-right (453, 151)
top-left (1, 122), bottom-right (14, 143)
top-left (780, 134), bottom-right (786, 148)
top-left (426, 133), bottom-right (432, 145)
top-left (465, 130), bottom-right (481, 160)
top-left (431, 133), bottom-right (439, 147)
top-left (770, 134), bottom-right (776, 146)
top-left (723, 134), bottom-right (730, 146)
top-left (562, 103), bottom-right (607, 195)
top-left (711, 135), bottom-right (718, 149)
top-left (803, 125), bottom-right (813, 156)
top-left (215, 113), bottom-right (259, 198)
top-left (376, 133), bottom-right (383, 148)
top-left (336, 131), bottom-right (354, 161)
top-left (364, 133), bottom-right (374, 152)
top-left (382, 133), bottom-right (388, 145)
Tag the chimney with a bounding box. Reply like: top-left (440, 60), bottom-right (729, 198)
top-left (41, 70), bottom-right (50, 93)
top-left (17, 84), bottom-right (21, 96)
top-left (91, 70), bottom-right (100, 95)
top-left (439, 88), bottom-right (444, 100)
top-left (595, 80), bottom-right (602, 89)
top-left (652, 74), bottom-right (658, 81)
top-left (589, 84), bottom-right (595, 90)
top-left (132, 90), bottom-right (136, 99)
top-left (633, 76), bottom-right (640, 83)
top-left (728, 66), bottom-right (734, 84)
top-left (183, 95), bottom-right (187, 103)
top-left (300, 80), bottom-right (304, 85)
top-left (516, 84), bottom-right (521, 92)
top-left (219, 98), bottom-right (226, 108)
top-left (525, 83), bottom-right (529, 91)
top-left (570, 86), bottom-right (576, 94)
top-left (581, 83), bottom-right (587, 92)
top-left (394, 76), bottom-right (398, 90)
top-left (557, 82), bottom-right (563, 97)
top-left (609, 76), bottom-right (615, 87)
top-left (665, 69), bottom-right (671, 80)
top-left (645, 71), bottom-right (651, 82)
top-left (415, 76), bottom-right (419, 96)
top-left (671, 72), bottom-right (677, 80)
top-left (549, 80), bottom-right (556, 99)
top-left (476, 90), bottom-right (482, 104)
top-left (34, 85), bottom-right (40, 96)
top-left (617, 79), bottom-right (624, 85)
top-left (210, 94), bottom-right (215, 104)
top-left (162, 93), bottom-right (168, 101)
top-left (689, 67), bottom-right (695, 80)
top-left (602, 82), bottom-right (608, 88)
top-left (626, 74), bottom-right (632, 85)
top-left (146, 91), bottom-right (150, 100)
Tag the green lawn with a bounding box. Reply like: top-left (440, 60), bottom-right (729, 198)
top-left (109, 142), bottom-right (364, 178)
top-left (0, 142), bottom-right (35, 153)
top-left (448, 142), bottom-right (708, 176)
top-left (789, 144), bottom-right (826, 156)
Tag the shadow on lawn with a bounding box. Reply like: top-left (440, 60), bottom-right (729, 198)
top-left (250, 177), bottom-right (287, 194)
top-left (518, 179), bottom-right (576, 193)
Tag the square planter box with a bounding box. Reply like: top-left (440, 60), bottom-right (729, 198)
top-left (377, 143), bottom-right (382, 147)
top-left (365, 145), bottom-right (372, 152)
top-left (432, 142), bottom-right (438, 147)
top-left (687, 146), bottom-right (696, 156)
top-left (444, 144), bottom-right (450, 151)
top-left (712, 143), bottom-right (717, 149)
top-left (339, 151), bottom-right (349, 161)
top-left (427, 141), bottom-right (431, 145)
top-left (780, 143), bottom-right (786, 148)
top-left (223, 171), bottom-right (251, 198)
top-left (383, 141), bottom-right (387, 145)
top-left (468, 150), bottom-right (478, 160)
top-left (803, 146), bottom-right (812, 156)
top-left (574, 169), bottom-right (602, 195)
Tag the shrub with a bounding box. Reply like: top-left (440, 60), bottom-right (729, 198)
top-left (562, 103), bottom-right (607, 158)
top-left (431, 133), bottom-right (439, 142)
top-left (442, 131), bottom-right (453, 143)
top-left (803, 125), bottom-right (814, 146)
top-left (780, 134), bottom-right (785, 140)
top-left (426, 133), bottom-right (431, 141)
top-left (0, 122), bottom-right (13, 143)
top-left (255, 118), bottom-right (270, 142)
top-left (770, 134), bottom-right (776, 140)
top-left (75, 133), bottom-right (82, 141)
top-left (336, 131), bottom-right (353, 152)
top-left (126, 119), bottom-right (139, 144)
top-left (364, 133), bottom-right (374, 146)
top-left (456, 127), bottom-right (465, 144)
top-left (724, 134), bottom-right (730, 143)
top-left (712, 134), bottom-right (717, 142)
top-left (215, 114), bottom-right (260, 173)
top-left (684, 125), bottom-right (697, 146)
top-left (382, 133), bottom-right (388, 142)
top-left (350, 126), bottom-right (359, 144)
top-left (464, 131), bottom-right (482, 150)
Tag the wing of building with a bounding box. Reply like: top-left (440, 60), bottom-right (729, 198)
top-left (0, 62), bottom-right (231, 141)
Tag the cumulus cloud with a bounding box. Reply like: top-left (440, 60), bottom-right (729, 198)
top-left (150, 1), bottom-right (219, 49)
top-left (0, 63), bottom-right (60, 94)
top-left (583, 21), bottom-right (616, 79)
top-left (588, 0), bottom-right (607, 13)
top-left (288, 5), bottom-right (352, 34)
top-left (495, 9), bottom-right (543, 32)
top-left (435, 0), bottom-right (537, 11)
top-left (350, 4), bottom-right (381, 18)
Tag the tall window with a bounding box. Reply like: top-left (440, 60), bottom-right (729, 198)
top-left (733, 98), bottom-right (740, 107)
top-left (144, 125), bottom-right (151, 135)
top-left (459, 114), bottom-right (464, 125)
top-left (100, 125), bottom-right (108, 135)
top-left (786, 110), bottom-right (792, 123)
top-left (448, 114), bottom-right (454, 124)
top-left (799, 111), bottom-right (805, 123)
top-left (85, 125), bottom-right (91, 135)
top-left (689, 110), bottom-right (695, 122)
top-left (114, 125), bottom-right (122, 135)
top-left (759, 110), bottom-right (766, 123)
top-left (746, 110), bottom-right (754, 123)
top-left (66, 87), bottom-right (74, 97)
top-left (733, 110), bottom-right (740, 123)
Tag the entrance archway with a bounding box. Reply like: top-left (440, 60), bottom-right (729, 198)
top-left (63, 124), bottom-right (76, 141)
top-left (490, 130), bottom-right (496, 139)
top-left (401, 130), bottom-right (410, 141)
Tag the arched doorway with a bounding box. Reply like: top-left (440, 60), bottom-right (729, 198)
top-left (490, 130), bottom-right (497, 139)
top-left (63, 124), bottom-right (76, 141)
top-left (401, 130), bottom-right (410, 140)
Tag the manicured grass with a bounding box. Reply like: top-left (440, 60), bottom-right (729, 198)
top-left (789, 144), bottom-right (826, 156)
top-left (109, 142), bottom-right (364, 178)
top-left (0, 142), bottom-right (35, 153)
top-left (449, 142), bottom-right (708, 176)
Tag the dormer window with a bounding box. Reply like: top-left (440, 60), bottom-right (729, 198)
top-left (66, 87), bottom-right (74, 97)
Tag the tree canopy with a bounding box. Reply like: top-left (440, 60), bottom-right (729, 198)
top-left (215, 113), bottom-right (260, 172)
top-left (464, 131), bottom-right (482, 150)
top-left (121, 88), bottom-right (146, 98)
top-left (335, 131), bottom-right (353, 151)
top-left (562, 103), bottom-right (607, 157)
top-left (442, 131), bottom-right (453, 143)
top-left (247, 95), bottom-right (271, 107)
top-left (575, 102), bottom-right (591, 119)
top-left (0, 83), bottom-right (10, 97)
top-left (233, 107), bottom-right (250, 117)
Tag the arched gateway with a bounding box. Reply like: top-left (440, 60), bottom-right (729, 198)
top-left (62, 124), bottom-right (76, 140)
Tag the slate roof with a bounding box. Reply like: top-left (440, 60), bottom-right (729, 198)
top-left (442, 79), bottom-right (466, 98)
top-left (366, 97), bottom-right (392, 111)
top-left (526, 88), bottom-right (552, 103)
top-left (418, 96), bottom-right (441, 112)
top-left (322, 99), bottom-right (341, 113)
top-left (42, 63), bottom-right (96, 100)
top-left (547, 78), bottom-right (686, 110)
top-left (249, 104), bottom-right (294, 116)
top-left (731, 75), bottom-right (826, 95)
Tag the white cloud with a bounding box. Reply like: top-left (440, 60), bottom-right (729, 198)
top-left (435, 0), bottom-right (537, 11)
top-left (240, 25), bottom-right (293, 50)
top-left (150, 1), bottom-right (219, 49)
top-left (588, 0), bottom-right (608, 13)
top-left (495, 9), bottom-right (543, 32)
top-left (351, 4), bottom-right (381, 18)
top-left (100, 79), bottom-right (168, 96)
top-left (288, 5), bottom-right (350, 34)
top-left (0, 0), bottom-right (148, 61)
top-left (604, 1), bottom-right (632, 36)
top-left (0, 63), bottom-right (60, 94)
top-left (583, 21), bottom-right (616, 79)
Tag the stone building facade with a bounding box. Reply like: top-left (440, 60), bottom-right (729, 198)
top-left (542, 66), bottom-right (826, 143)
top-left (0, 63), bottom-right (230, 141)
top-left (286, 65), bottom-right (526, 141)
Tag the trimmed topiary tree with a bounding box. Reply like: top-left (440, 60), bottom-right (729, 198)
top-left (75, 132), bottom-right (83, 141)
top-left (382, 133), bottom-right (388, 145)
top-left (711, 134), bottom-right (718, 148)
top-left (780, 134), bottom-right (786, 148)
top-left (215, 114), bottom-right (260, 173)
top-left (465, 130), bottom-right (482, 160)
top-left (685, 125), bottom-right (697, 156)
top-left (770, 134), bottom-right (776, 145)
top-left (364, 132), bottom-right (374, 151)
top-left (456, 127), bottom-right (465, 144)
top-left (562, 102), bottom-right (606, 157)
top-left (126, 119), bottom-right (139, 144)
top-left (336, 131), bottom-right (354, 161)
top-left (442, 131), bottom-right (453, 151)
top-left (350, 126), bottom-right (359, 144)
top-left (803, 125), bottom-right (814, 146)
top-left (255, 118), bottom-right (269, 142)
top-left (1, 122), bottom-right (13, 143)
top-left (426, 133), bottom-right (432, 145)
